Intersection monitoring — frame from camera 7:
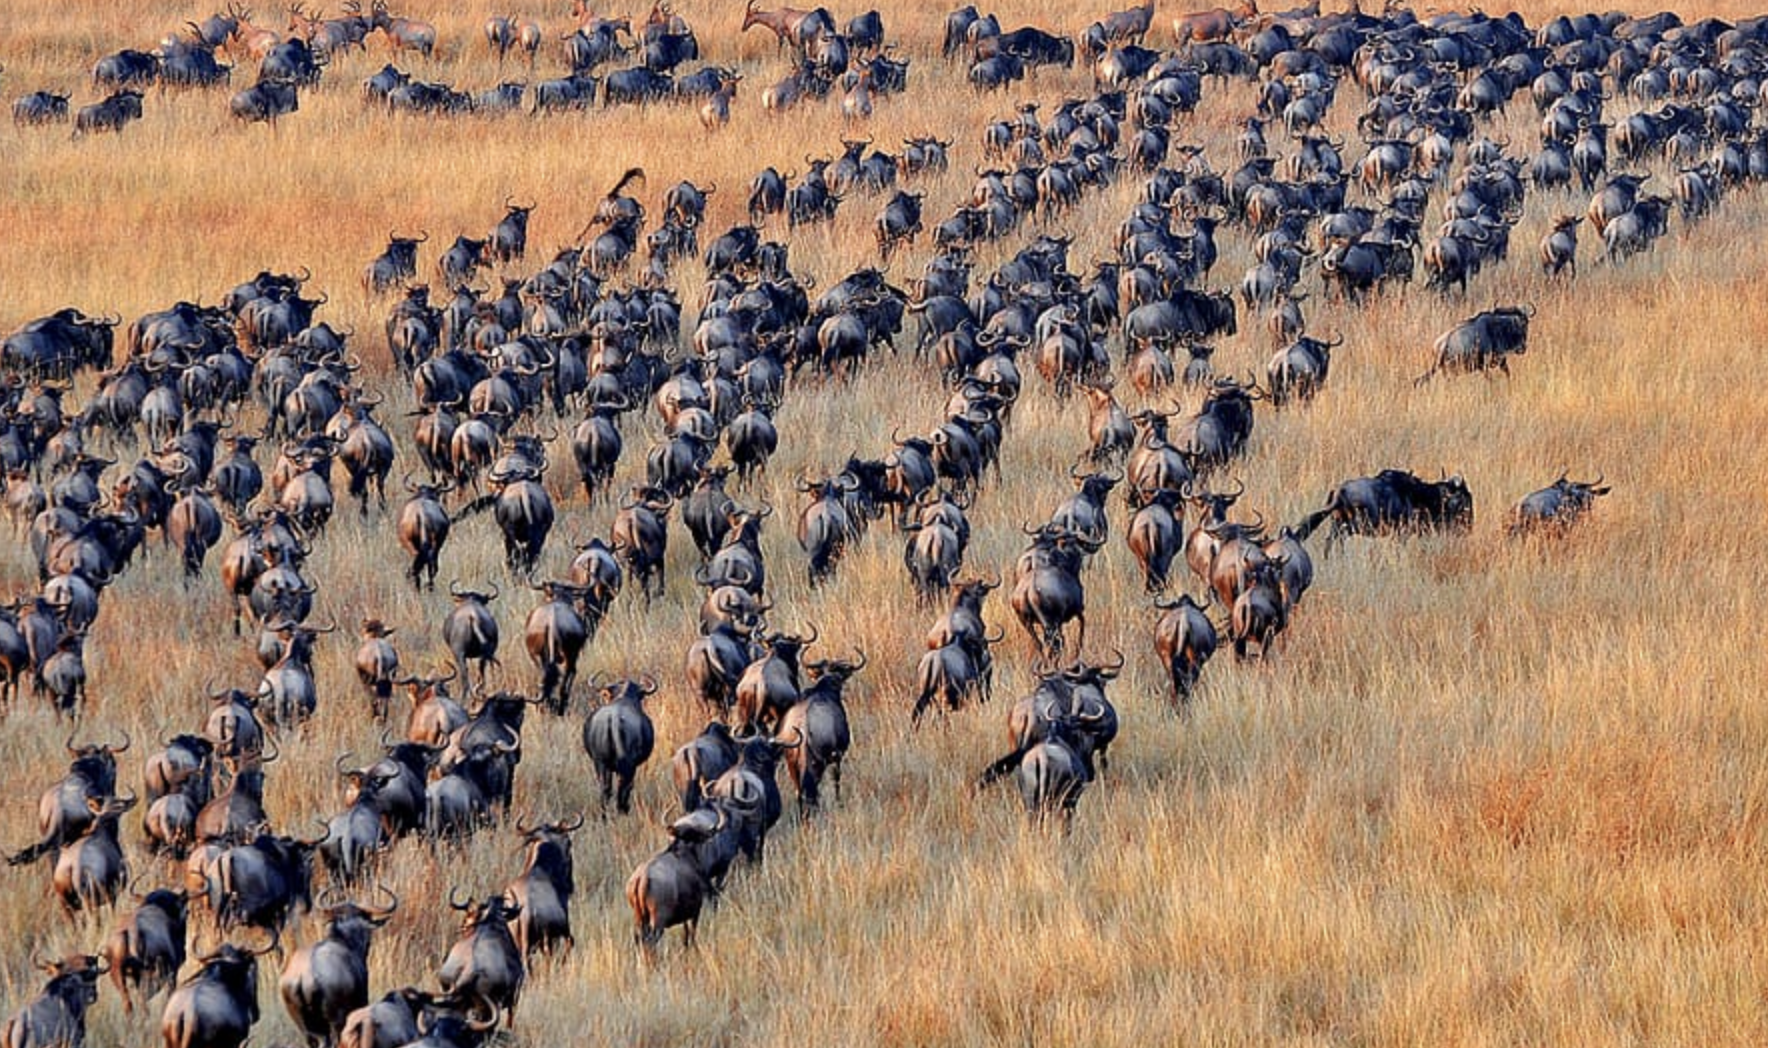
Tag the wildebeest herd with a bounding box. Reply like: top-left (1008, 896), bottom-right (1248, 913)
top-left (21, 0), bottom-right (1762, 1040)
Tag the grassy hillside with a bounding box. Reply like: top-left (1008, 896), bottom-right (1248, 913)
top-left (2, 1), bottom-right (1767, 1045)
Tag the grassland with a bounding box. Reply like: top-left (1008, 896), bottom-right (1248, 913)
top-left (3, 0), bottom-right (1768, 1045)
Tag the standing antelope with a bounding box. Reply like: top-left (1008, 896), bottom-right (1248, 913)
top-left (369, 0), bottom-right (435, 58)
top-left (699, 72), bottom-right (739, 130)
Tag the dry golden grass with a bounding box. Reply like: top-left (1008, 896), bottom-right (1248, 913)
top-left (3, 0), bottom-right (1768, 1045)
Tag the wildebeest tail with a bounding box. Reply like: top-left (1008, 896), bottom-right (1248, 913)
top-left (609, 166), bottom-right (645, 199)
top-left (452, 494), bottom-right (497, 521)
top-left (975, 744), bottom-right (1030, 790)
top-left (5, 838), bottom-right (55, 867)
top-left (1291, 496), bottom-right (1338, 541)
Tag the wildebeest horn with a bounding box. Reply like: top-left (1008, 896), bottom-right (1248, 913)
top-left (448, 887), bottom-right (472, 911)
top-left (369, 882), bottom-right (399, 918)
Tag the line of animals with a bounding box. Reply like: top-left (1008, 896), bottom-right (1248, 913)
top-left (8, 0), bottom-right (1735, 1040)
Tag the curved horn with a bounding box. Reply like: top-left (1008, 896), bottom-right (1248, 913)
top-left (370, 882), bottom-right (399, 917)
top-left (248, 928), bottom-right (284, 958)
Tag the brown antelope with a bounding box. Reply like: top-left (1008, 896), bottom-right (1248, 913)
top-left (699, 72), bottom-right (739, 130)
top-left (741, 0), bottom-right (835, 52)
top-left (369, 0), bottom-right (435, 58)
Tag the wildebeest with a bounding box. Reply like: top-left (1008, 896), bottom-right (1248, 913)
top-left (705, 729), bottom-right (798, 863)
top-left (626, 809), bottom-right (725, 955)
top-left (582, 676), bottom-right (657, 813)
top-left (437, 237), bottom-right (489, 287)
top-left (230, 77), bottom-right (299, 123)
top-left (1294, 469), bottom-right (1475, 548)
top-left (160, 937), bottom-right (278, 1048)
top-left (1013, 716), bottom-right (1094, 829)
top-left (777, 651), bottom-right (861, 813)
top-left (1010, 523), bottom-right (1102, 658)
top-left (31, 791), bottom-right (135, 916)
top-left (875, 190), bottom-right (925, 261)
top-left (735, 626), bottom-right (815, 736)
top-left (363, 232), bottom-right (427, 294)
top-left (977, 690), bottom-right (1106, 831)
top-left (684, 616), bottom-right (758, 718)
top-left (909, 631), bottom-right (997, 724)
top-left (488, 199), bottom-right (534, 264)
top-left (1265, 333), bottom-right (1340, 406)
top-left (521, 581), bottom-right (590, 715)
top-left (1124, 487), bottom-right (1186, 593)
top-left (437, 892), bottom-right (524, 1027)
top-left (103, 886), bottom-right (190, 1015)
top-left (611, 485), bottom-right (672, 600)
top-left (14, 91), bottom-right (72, 126)
top-left (532, 71), bottom-right (597, 111)
top-left (353, 619), bottom-right (400, 722)
top-left (503, 815), bottom-right (583, 959)
top-left (1123, 290), bottom-right (1237, 348)
top-left (442, 581), bottom-right (500, 694)
top-left (94, 49), bottom-right (161, 87)
top-left (671, 722), bottom-right (740, 813)
top-left (795, 473), bottom-right (859, 587)
top-left (1415, 305), bottom-right (1533, 384)
top-left (1539, 215), bottom-right (1582, 278)
top-left (260, 38), bottom-right (324, 85)
top-left (1509, 471), bottom-right (1610, 536)
top-left (486, 464), bottom-right (555, 574)
top-left (1222, 552), bottom-right (1285, 661)
top-left (74, 90), bottom-right (145, 135)
top-left (3, 309), bottom-right (119, 378)
top-left (2, 954), bottom-right (108, 1048)
top-left (395, 476), bottom-right (452, 590)
top-left (1153, 593), bottom-right (1217, 707)
top-left (7, 735), bottom-right (126, 866)
top-left (747, 166), bottom-right (789, 224)
top-left (278, 887), bottom-right (398, 1048)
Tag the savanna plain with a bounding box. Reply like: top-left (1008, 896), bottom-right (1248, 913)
top-left (2, 0), bottom-right (1768, 1044)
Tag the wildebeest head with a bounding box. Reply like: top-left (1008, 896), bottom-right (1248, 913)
top-left (1435, 471), bottom-right (1475, 527)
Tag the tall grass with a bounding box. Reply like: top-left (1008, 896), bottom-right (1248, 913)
top-left (3, 1), bottom-right (1768, 1045)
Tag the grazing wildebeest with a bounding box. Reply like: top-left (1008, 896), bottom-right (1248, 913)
top-left (74, 90), bottom-right (145, 135)
top-left (1294, 469), bottom-right (1475, 549)
top-left (230, 77), bottom-right (299, 124)
top-left (1509, 471), bottom-right (1610, 536)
